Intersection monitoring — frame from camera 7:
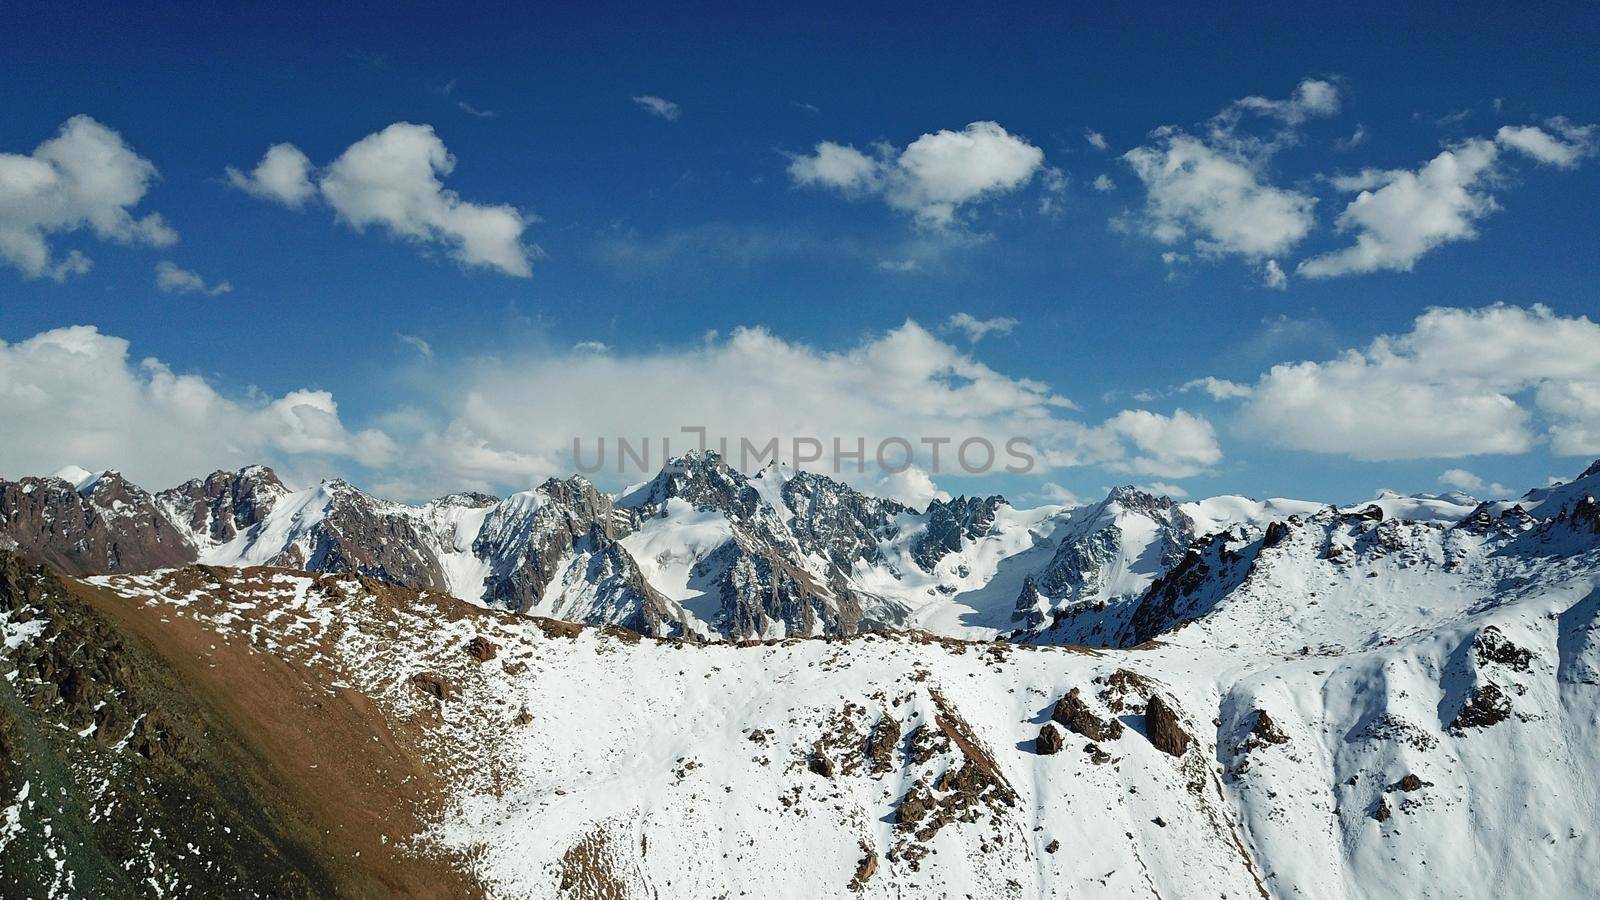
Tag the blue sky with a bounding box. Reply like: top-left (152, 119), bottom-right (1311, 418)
top-left (2, 1), bottom-right (1598, 506)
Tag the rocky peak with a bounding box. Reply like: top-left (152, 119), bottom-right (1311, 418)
top-left (621, 451), bottom-right (762, 521)
top-left (0, 471), bottom-right (194, 575)
top-left (781, 470), bottom-right (911, 571)
top-left (912, 495), bottom-right (1007, 572)
top-left (156, 465), bottom-right (289, 547)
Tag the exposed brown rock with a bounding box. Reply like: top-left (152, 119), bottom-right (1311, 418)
top-left (808, 741), bottom-right (835, 778)
top-left (867, 712), bottom-right (901, 773)
top-left (1036, 723), bottom-right (1065, 755)
top-left (1450, 683), bottom-right (1512, 731)
top-left (1250, 709), bottom-right (1289, 745)
top-left (1144, 695), bottom-right (1191, 757)
top-left (1044, 839), bottom-right (1060, 854)
top-left (409, 671), bottom-right (458, 701)
top-left (848, 846), bottom-right (877, 890)
top-left (1051, 687), bottom-right (1123, 742)
top-left (1393, 773), bottom-right (1429, 792)
top-left (464, 636), bottom-right (498, 662)
top-left (1373, 796), bottom-right (1392, 822)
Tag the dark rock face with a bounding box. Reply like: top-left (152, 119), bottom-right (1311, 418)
top-left (1450, 683), bottom-right (1512, 732)
top-left (913, 495), bottom-right (1006, 572)
top-left (1051, 688), bottom-right (1123, 743)
top-left (867, 713), bottom-right (901, 773)
top-left (0, 472), bottom-right (196, 575)
top-left (476, 476), bottom-right (677, 635)
top-left (464, 636), bottom-right (498, 662)
top-left (622, 454), bottom-right (875, 639)
top-left (780, 470), bottom-right (909, 573)
top-left (1473, 626), bottom-right (1533, 672)
top-left (297, 481), bottom-right (453, 591)
top-left (1036, 723), bottom-right (1065, 754)
top-left (1373, 796), bottom-right (1392, 822)
top-left (1014, 487), bottom-right (1196, 635)
top-left (1250, 709), bottom-right (1290, 745)
top-left (409, 671), bottom-right (458, 701)
top-left (1143, 695), bottom-right (1191, 757)
top-left (156, 466), bottom-right (286, 547)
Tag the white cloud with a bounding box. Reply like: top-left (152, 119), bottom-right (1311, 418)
top-left (154, 261), bottom-right (232, 296)
top-left (1181, 376), bottom-right (1253, 400)
top-left (0, 115), bottom-right (177, 280)
top-left (1438, 468), bottom-right (1485, 491)
top-left (1238, 304), bottom-right (1600, 460)
top-left (789, 122), bottom-right (1046, 226)
top-left (1537, 380), bottom-right (1600, 457)
top-left (1121, 80), bottom-right (1345, 266)
top-left (1335, 124), bottom-right (1369, 151)
top-left (1495, 118), bottom-right (1594, 168)
top-left (373, 321), bottom-right (1221, 494)
top-left (632, 95), bottom-right (682, 121)
top-left (1300, 121), bottom-right (1594, 278)
top-left (1260, 258), bottom-right (1287, 289)
top-left (396, 333), bottom-right (434, 359)
top-left (1123, 133), bottom-right (1317, 259)
top-left (944, 312), bottom-right (1018, 343)
top-left (1142, 481), bottom-right (1189, 499)
top-left (876, 258), bottom-right (920, 273)
top-left (873, 466), bottom-right (950, 509)
top-left (1228, 78), bottom-right (1341, 126)
top-left (0, 325), bottom-right (395, 487)
top-left (1092, 174), bottom-right (1115, 192)
top-left (1436, 468), bottom-right (1511, 496)
top-left (788, 142), bottom-right (880, 192)
top-left (229, 123), bottom-right (538, 277)
top-left (1090, 409), bottom-right (1221, 478)
top-left (571, 341), bottom-right (610, 354)
top-left (1084, 129), bottom-right (1109, 151)
top-left (1033, 482), bottom-right (1083, 506)
top-left (225, 143), bottom-right (315, 207)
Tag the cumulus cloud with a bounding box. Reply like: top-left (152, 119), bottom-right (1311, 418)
top-left (1438, 468), bottom-right (1511, 497)
top-left (373, 320), bottom-right (1221, 494)
top-left (1090, 409), bottom-right (1221, 478)
top-left (1033, 482), bottom-right (1084, 506)
top-left (1260, 258), bottom-right (1288, 289)
top-left (1537, 380), bottom-right (1600, 457)
top-left (0, 326), bottom-right (395, 487)
top-left (1300, 121), bottom-right (1594, 278)
top-left (1181, 376), bottom-right (1253, 400)
top-left (632, 95), bottom-right (681, 121)
top-left (1084, 130), bottom-right (1110, 151)
top-left (1121, 79), bottom-right (1341, 267)
top-left (1123, 132), bottom-right (1317, 259)
top-left (154, 261), bottom-right (232, 296)
top-left (873, 465), bottom-right (950, 509)
top-left (944, 312), bottom-right (1018, 343)
top-left (1092, 174), bottom-right (1115, 192)
top-left (1495, 118), bottom-right (1594, 168)
top-left (227, 123), bottom-right (538, 277)
top-left (789, 122), bottom-right (1046, 226)
top-left (1237, 304), bottom-right (1600, 460)
top-left (0, 115), bottom-right (177, 280)
top-left (1227, 78), bottom-right (1341, 127)
top-left (225, 143), bottom-right (315, 207)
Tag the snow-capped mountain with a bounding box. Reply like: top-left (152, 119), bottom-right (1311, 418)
top-left (1, 460), bottom-right (1596, 897)
top-left (1, 454), bottom-right (1595, 646)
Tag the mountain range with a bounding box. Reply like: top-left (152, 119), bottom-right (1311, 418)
top-left (2, 456), bottom-right (1598, 897)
